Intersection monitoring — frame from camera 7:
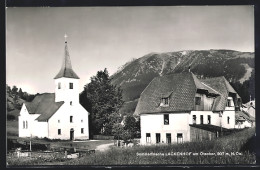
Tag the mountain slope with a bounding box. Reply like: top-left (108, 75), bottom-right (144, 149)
top-left (110, 49), bottom-right (254, 116)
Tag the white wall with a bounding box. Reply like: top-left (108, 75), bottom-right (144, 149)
top-left (48, 102), bottom-right (89, 140)
top-left (55, 77), bottom-right (79, 103)
top-left (140, 113), bottom-right (190, 145)
top-left (18, 104), bottom-right (45, 137)
top-left (222, 97), bottom-right (236, 129)
top-left (190, 111), bottom-right (220, 126)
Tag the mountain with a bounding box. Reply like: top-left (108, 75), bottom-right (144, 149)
top-left (110, 49), bottom-right (255, 116)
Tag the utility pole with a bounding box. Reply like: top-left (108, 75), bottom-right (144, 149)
top-left (30, 134), bottom-right (32, 151)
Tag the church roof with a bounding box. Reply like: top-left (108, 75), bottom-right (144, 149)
top-left (24, 93), bottom-right (64, 121)
top-left (54, 41), bottom-right (80, 79)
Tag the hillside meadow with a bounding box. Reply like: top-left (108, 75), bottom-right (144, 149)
top-left (64, 128), bottom-right (256, 165)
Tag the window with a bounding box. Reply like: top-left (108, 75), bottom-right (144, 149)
top-left (193, 115), bottom-right (196, 124)
top-left (58, 82), bottom-right (61, 89)
top-left (58, 129), bottom-right (61, 135)
top-left (156, 133), bottom-right (161, 143)
top-left (208, 115), bottom-right (211, 124)
top-left (81, 128), bottom-right (84, 134)
top-left (177, 133), bottom-right (183, 144)
top-left (227, 99), bottom-right (231, 107)
top-left (70, 101), bottom-right (72, 105)
top-left (195, 97), bottom-right (201, 105)
top-left (69, 83), bottom-right (73, 89)
top-left (26, 121), bottom-right (28, 129)
top-left (81, 119), bottom-right (83, 123)
top-left (23, 121), bottom-right (25, 129)
top-left (209, 133), bottom-right (212, 141)
top-left (200, 115), bottom-right (203, 124)
top-left (227, 116), bottom-right (230, 124)
top-left (146, 133), bottom-right (151, 143)
top-left (70, 116), bottom-right (73, 123)
top-left (166, 133), bottom-right (171, 144)
top-left (164, 114), bottom-right (169, 125)
top-left (163, 98), bottom-right (169, 105)
top-left (58, 120), bottom-right (60, 123)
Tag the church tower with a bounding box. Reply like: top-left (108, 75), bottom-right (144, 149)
top-left (54, 35), bottom-right (80, 104)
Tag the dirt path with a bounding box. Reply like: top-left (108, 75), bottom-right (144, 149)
top-left (95, 143), bottom-right (114, 152)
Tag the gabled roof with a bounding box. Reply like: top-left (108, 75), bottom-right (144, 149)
top-left (200, 76), bottom-right (239, 111)
top-left (54, 42), bottom-right (80, 79)
top-left (24, 93), bottom-right (64, 121)
top-left (135, 72), bottom-right (239, 115)
top-left (235, 111), bottom-right (255, 122)
top-left (135, 72), bottom-right (221, 115)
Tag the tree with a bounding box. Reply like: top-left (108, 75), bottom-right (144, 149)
top-left (80, 68), bottom-right (124, 136)
top-left (11, 86), bottom-right (18, 95)
top-left (18, 88), bottom-right (23, 98)
top-left (6, 84), bottom-right (11, 93)
top-left (112, 123), bottom-right (124, 146)
top-left (123, 115), bottom-right (136, 139)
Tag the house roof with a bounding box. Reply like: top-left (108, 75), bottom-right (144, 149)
top-left (135, 72), bottom-right (239, 115)
top-left (54, 41), bottom-right (80, 79)
top-left (235, 111), bottom-right (255, 122)
top-left (135, 72), bottom-right (222, 115)
top-left (200, 76), bottom-right (240, 111)
top-left (24, 93), bottom-right (64, 121)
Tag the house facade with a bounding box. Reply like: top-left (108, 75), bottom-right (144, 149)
top-left (19, 39), bottom-right (89, 140)
top-left (134, 72), bottom-right (252, 145)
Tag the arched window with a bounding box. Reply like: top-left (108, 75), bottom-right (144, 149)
top-left (58, 82), bottom-right (61, 89)
top-left (227, 116), bottom-right (230, 124)
top-left (26, 121), bottom-right (28, 129)
top-left (23, 121), bottom-right (25, 129)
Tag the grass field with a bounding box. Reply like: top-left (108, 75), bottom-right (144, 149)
top-left (6, 119), bottom-right (256, 165)
top-left (6, 120), bottom-right (18, 137)
top-left (63, 128), bottom-right (256, 165)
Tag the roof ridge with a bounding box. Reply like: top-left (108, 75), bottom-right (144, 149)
top-left (201, 82), bottom-right (220, 94)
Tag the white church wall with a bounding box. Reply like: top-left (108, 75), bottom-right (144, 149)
top-left (48, 102), bottom-right (89, 140)
top-left (55, 77), bottom-right (79, 103)
top-left (18, 104), bottom-right (42, 137)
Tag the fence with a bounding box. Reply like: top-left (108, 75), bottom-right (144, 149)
top-left (93, 135), bottom-right (114, 140)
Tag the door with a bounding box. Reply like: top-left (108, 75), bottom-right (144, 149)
top-left (70, 128), bottom-right (74, 140)
top-left (166, 133), bottom-right (171, 144)
top-left (156, 133), bottom-right (161, 143)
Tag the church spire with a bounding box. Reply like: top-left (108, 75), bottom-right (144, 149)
top-left (54, 35), bottom-right (80, 79)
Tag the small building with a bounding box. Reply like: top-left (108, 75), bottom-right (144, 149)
top-left (18, 38), bottom-right (89, 140)
top-left (134, 72), bottom-right (245, 145)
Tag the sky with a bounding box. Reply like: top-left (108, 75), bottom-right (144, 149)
top-left (6, 6), bottom-right (254, 94)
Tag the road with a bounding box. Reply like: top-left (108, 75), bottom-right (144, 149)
top-left (95, 143), bottom-right (114, 152)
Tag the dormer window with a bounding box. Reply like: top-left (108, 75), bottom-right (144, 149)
top-left (58, 82), bottom-right (61, 89)
top-left (227, 99), bottom-right (231, 107)
top-left (69, 83), bottom-right (73, 89)
top-left (161, 98), bottom-right (169, 106)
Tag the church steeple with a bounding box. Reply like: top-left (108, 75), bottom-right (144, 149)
top-left (54, 34), bottom-right (80, 79)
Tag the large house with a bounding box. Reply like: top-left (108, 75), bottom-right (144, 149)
top-left (18, 39), bottom-right (89, 140)
top-left (134, 72), bottom-right (254, 145)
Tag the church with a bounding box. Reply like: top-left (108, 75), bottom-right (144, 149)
top-left (18, 36), bottom-right (89, 140)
